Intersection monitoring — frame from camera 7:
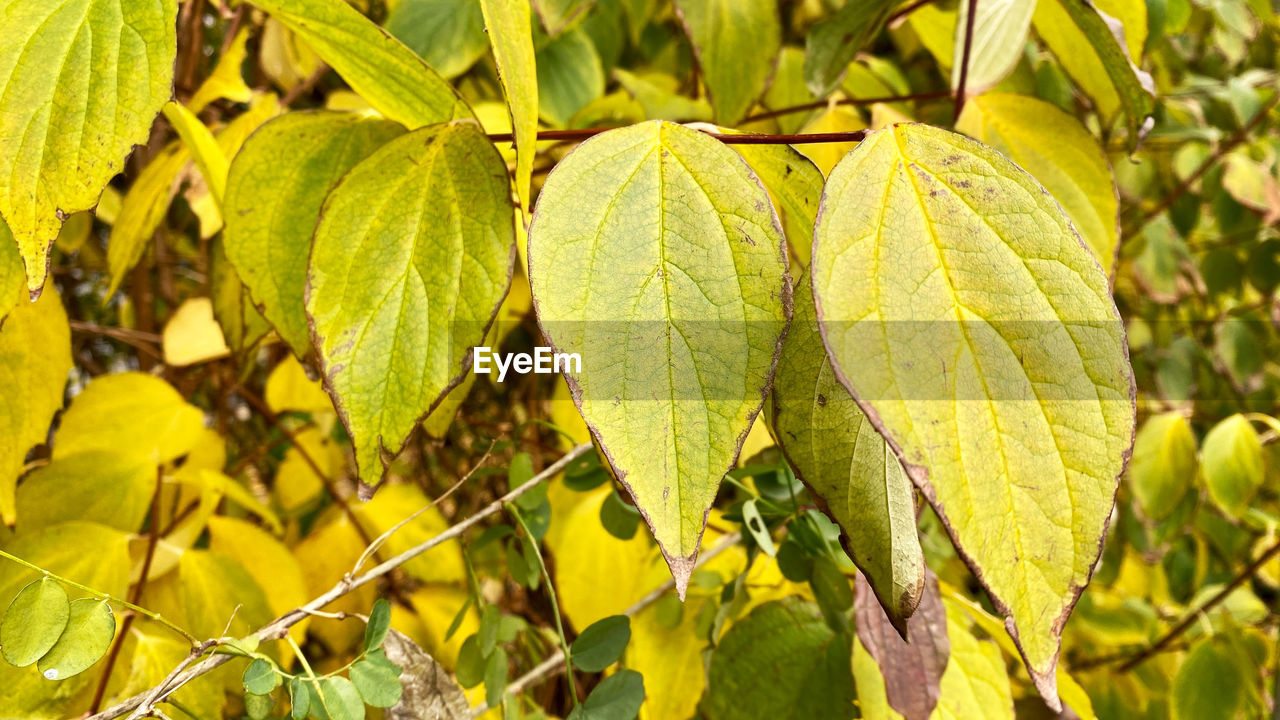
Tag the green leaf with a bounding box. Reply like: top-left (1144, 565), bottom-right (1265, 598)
top-left (289, 677), bottom-right (311, 720)
top-left (478, 0), bottom-right (539, 215)
top-left (364, 597), bottom-right (392, 653)
top-left (702, 599), bottom-right (854, 720)
top-left (483, 646), bottom-right (509, 709)
top-left (15, 451), bottom-right (155, 534)
top-left (803, 0), bottom-right (896, 97)
top-left (811, 123), bottom-right (1135, 708)
top-left (956, 93), bottom-right (1121, 275)
top-left (1033, 0), bottom-right (1154, 149)
top-left (349, 649), bottom-right (403, 708)
top-left (1170, 636), bottom-right (1248, 720)
top-left (527, 120), bottom-right (790, 595)
top-left (243, 658), bottom-right (282, 696)
top-left (53, 372), bottom-right (204, 465)
top-left (673, 0), bottom-right (780, 125)
top-left (741, 499), bottom-right (777, 557)
top-left (456, 635), bottom-right (486, 688)
top-left (0, 0), bottom-right (176, 295)
top-left (1201, 414), bottom-right (1264, 518)
top-left (249, 0), bottom-right (473, 128)
top-left (36, 599), bottom-right (115, 680)
top-left (808, 556), bottom-right (852, 634)
top-left (245, 691), bottom-right (274, 720)
top-left (320, 675), bottom-right (366, 720)
top-left (306, 121), bottom-right (514, 489)
top-left (570, 615), bottom-right (631, 671)
top-left (385, 0), bottom-right (488, 79)
top-left (534, 0), bottom-right (596, 35)
top-left (536, 28), bottom-right (605, 127)
top-left (224, 111), bottom-right (405, 357)
top-left (1127, 412), bottom-right (1198, 521)
top-left (479, 603), bottom-right (501, 657)
top-left (771, 274), bottom-right (924, 634)
top-left (568, 668), bottom-right (645, 720)
top-left (952, 0), bottom-right (1034, 94)
top-left (0, 285), bottom-right (71, 524)
top-left (1, 578), bottom-right (69, 667)
top-left (599, 487), bottom-right (641, 540)
top-left (930, 600), bottom-right (1013, 720)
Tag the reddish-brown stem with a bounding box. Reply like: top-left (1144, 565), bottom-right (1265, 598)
top-left (487, 128), bottom-right (868, 145)
top-left (88, 467), bottom-right (166, 713)
top-left (953, 0), bottom-right (979, 122)
top-left (743, 89), bottom-right (951, 123)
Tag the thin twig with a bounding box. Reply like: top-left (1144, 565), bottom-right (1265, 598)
top-left (953, 0), bottom-right (979, 122)
top-left (87, 443), bottom-right (595, 720)
top-left (281, 63), bottom-right (331, 105)
top-left (352, 442), bottom-right (496, 574)
top-left (467, 531), bottom-right (743, 717)
top-left (486, 128), bottom-right (868, 146)
top-left (1118, 535), bottom-right (1280, 672)
top-left (1123, 92), bottom-right (1280, 237)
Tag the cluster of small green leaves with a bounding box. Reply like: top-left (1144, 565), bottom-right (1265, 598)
top-left (237, 599), bottom-right (402, 720)
top-left (1, 578), bottom-right (116, 682)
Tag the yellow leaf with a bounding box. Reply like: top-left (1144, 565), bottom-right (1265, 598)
top-left (162, 298), bottom-right (232, 367)
top-left (266, 356), bottom-right (334, 415)
top-left (292, 512), bottom-right (376, 653)
top-left (0, 285), bottom-right (71, 524)
top-left (352, 484), bottom-right (466, 585)
top-left (260, 18), bottom-right (324, 92)
top-left (274, 427), bottom-right (334, 513)
top-left (796, 105), bottom-right (866, 176)
top-left (54, 372), bottom-right (204, 465)
top-left (404, 585), bottom-right (479, 670)
top-left (15, 451), bottom-right (154, 534)
top-left (208, 516), bottom-right (310, 646)
top-left (929, 599), bottom-right (1014, 720)
top-left (188, 27), bottom-right (254, 114)
top-left (629, 595), bottom-right (714, 720)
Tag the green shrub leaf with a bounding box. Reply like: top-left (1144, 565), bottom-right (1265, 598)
top-left (527, 120), bottom-right (790, 595)
top-left (349, 649), bottom-right (403, 708)
top-left (771, 274), bottom-right (924, 634)
top-left (36, 598), bottom-right (115, 680)
top-left (0, 0), bottom-right (176, 296)
top-left (952, 0), bottom-right (1034, 94)
top-left (703, 599), bottom-right (854, 720)
top-left (248, 0), bottom-right (473, 128)
top-left (1200, 414), bottom-right (1264, 519)
top-left (242, 658), bottom-right (281, 696)
top-left (478, 0), bottom-right (538, 216)
top-left (1, 578), bottom-right (70, 668)
top-left (1127, 412), bottom-right (1198, 521)
top-left (568, 668), bottom-right (645, 720)
top-left (811, 123), bottom-right (1135, 708)
top-left (224, 111), bottom-right (404, 357)
top-left (306, 122), bottom-right (514, 490)
top-left (570, 615), bottom-right (631, 671)
top-left (803, 0), bottom-right (895, 97)
top-left (674, 0), bottom-right (780, 125)
top-left (1033, 0), bottom-right (1154, 149)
